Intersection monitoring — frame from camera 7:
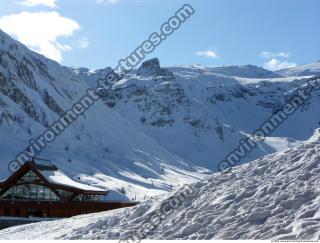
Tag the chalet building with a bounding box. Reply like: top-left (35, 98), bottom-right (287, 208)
top-left (0, 159), bottom-right (137, 218)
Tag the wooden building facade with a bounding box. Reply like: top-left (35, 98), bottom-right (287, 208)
top-left (0, 159), bottom-right (137, 218)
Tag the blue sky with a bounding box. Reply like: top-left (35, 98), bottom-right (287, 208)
top-left (0, 0), bottom-right (319, 70)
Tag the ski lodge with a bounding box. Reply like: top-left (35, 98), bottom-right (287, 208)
top-left (0, 159), bottom-right (137, 218)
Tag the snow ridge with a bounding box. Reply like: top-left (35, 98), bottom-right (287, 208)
top-left (1, 138), bottom-right (320, 240)
top-left (277, 61), bottom-right (320, 77)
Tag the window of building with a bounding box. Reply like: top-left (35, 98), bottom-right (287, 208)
top-left (0, 184), bottom-right (60, 201)
top-left (56, 189), bottom-right (75, 201)
top-left (73, 194), bottom-right (100, 202)
top-left (20, 170), bottom-right (39, 182)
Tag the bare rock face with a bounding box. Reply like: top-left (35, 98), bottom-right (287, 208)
top-left (42, 90), bottom-right (64, 115)
top-left (137, 58), bottom-right (173, 78)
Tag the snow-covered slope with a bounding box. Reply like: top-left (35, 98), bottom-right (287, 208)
top-left (170, 64), bottom-right (282, 79)
top-left (2, 136), bottom-right (320, 240)
top-left (0, 29), bottom-right (208, 201)
top-left (277, 61), bottom-right (320, 77)
top-left (74, 59), bottom-right (320, 171)
top-left (69, 66), bottom-right (115, 89)
top-left (209, 64), bottom-right (283, 78)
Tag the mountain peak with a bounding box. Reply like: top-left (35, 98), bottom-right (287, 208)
top-left (137, 58), bottom-right (173, 77)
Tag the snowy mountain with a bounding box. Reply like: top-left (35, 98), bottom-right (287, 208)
top-left (1, 136), bottom-right (320, 240)
top-left (1, 25), bottom-right (319, 203)
top-left (277, 61), bottom-right (320, 77)
top-left (73, 59), bottom-right (320, 170)
top-left (0, 29), bottom-right (208, 201)
top-left (69, 66), bottom-right (115, 89)
top-left (209, 64), bottom-right (283, 78)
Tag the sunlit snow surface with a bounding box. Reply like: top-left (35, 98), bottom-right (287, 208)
top-left (1, 137), bottom-right (320, 240)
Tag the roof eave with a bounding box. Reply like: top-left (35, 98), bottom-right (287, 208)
top-left (0, 161), bottom-right (108, 196)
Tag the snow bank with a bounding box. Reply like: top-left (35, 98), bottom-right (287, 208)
top-left (1, 139), bottom-right (320, 240)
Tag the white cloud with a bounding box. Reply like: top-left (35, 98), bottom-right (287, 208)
top-left (19, 0), bottom-right (58, 8)
top-left (261, 51), bottom-right (291, 59)
top-left (56, 43), bottom-right (72, 52)
top-left (195, 50), bottom-right (219, 59)
top-left (263, 58), bottom-right (297, 71)
top-left (77, 37), bottom-right (90, 49)
top-left (96, 0), bottom-right (121, 5)
top-left (0, 11), bottom-right (80, 62)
